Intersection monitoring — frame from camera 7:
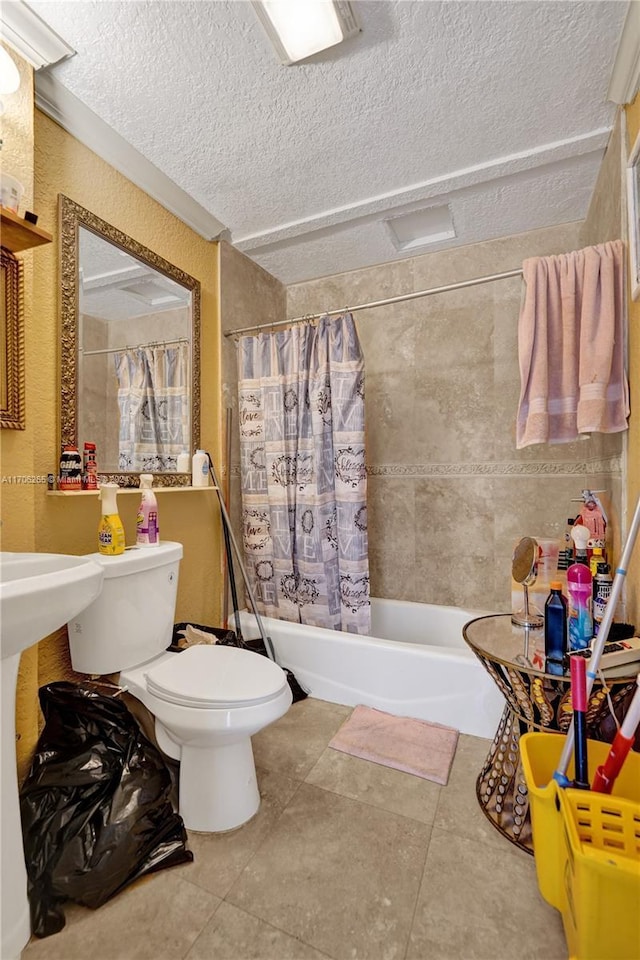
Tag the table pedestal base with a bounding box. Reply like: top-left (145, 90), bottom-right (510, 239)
top-left (476, 706), bottom-right (533, 853)
top-left (464, 615), bottom-right (639, 855)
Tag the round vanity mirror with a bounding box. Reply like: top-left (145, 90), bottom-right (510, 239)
top-left (511, 536), bottom-right (544, 628)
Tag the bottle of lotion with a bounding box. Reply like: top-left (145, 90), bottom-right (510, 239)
top-left (192, 449), bottom-right (209, 487)
top-left (567, 524), bottom-right (593, 650)
top-left (136, 473), bottom-right (159, 546)
top-left (176, 450), bottom-right (191, 473)
top-left (98, 483), bottom-right (125, 556)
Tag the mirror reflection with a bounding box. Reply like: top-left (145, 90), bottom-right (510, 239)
top-left (60, 196), bottom-right (201, 484)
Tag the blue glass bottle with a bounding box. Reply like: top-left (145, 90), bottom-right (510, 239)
top-left (545, 581), bottom-right (568, 676)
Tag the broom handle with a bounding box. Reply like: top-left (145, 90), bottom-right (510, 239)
top-left (206, 453), bottom-right (277, 661)
top-left (222, 407), bottom-right (232, 629)
top-left (554, 494), bottom-right (640, 785)
top-left (222, 511), bottom-right (243, 639)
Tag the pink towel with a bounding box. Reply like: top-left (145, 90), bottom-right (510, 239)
top-left (328, 705), bottom-right (459, 785)
top-left (516, 240), bottom-right (629, 448)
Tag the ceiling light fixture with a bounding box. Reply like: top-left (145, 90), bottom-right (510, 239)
top-left (0, 46), bottom-right (20, 95)
top-left (251, 1), bottom-right (359, 65)
top-left (0, 46), bottom-right (20, 116)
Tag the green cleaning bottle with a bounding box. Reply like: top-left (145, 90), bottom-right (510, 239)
top-left (98, 483), bottom-right (125, 555)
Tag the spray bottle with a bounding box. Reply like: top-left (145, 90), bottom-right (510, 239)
top-left (136, 474), bottom-right (159, 546)
top-left (98, 483), bottom-right (125, 556)
top-left (575, 489), bottom-right (608, 560)
top-left (567, 523), bottom-right (593, 650)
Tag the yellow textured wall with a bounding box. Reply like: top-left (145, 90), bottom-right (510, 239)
top-left (4, 104), bottom-right (223, 778)
top-left (0, 50), bottom-right (34, 542)
top-left (625, 94), bottom-right (640, 627)
top-left (0, 46), bottom-right (40, 776)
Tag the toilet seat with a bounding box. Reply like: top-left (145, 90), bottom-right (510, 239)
top-left (145, 644), bottom-right (289, 709)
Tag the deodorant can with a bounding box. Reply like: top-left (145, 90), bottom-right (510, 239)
top-left (593, 564), bottom-right (613, 636)
top-left (82, 442), bottom-right (99, 490)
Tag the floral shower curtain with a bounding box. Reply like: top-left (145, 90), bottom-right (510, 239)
top-left (237, 314), bottom-right (370, 634)
top-left (114, 343), bottom-right (189, 472)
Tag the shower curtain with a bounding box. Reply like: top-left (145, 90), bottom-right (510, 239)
top-left (114, 343), bottom-right (189, 472)
top-left (237, 314), bottom-right (370, 634)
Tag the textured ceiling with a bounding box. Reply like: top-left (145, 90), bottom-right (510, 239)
top-left (27, 0), bottom-right (627, 283)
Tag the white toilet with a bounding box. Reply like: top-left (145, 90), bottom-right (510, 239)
top-left (67, 541), bottom-right (292, 833)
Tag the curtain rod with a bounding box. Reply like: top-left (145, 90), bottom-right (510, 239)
top-left (81, 336), bottom-right (189, 357)
top-left (225, 267), bottom-right (523, 338)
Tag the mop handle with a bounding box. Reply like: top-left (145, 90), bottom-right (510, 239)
top-left (206, 453), bottom-right (277, 661)
top-left (554, 494), bottom-right (640, 786)
top-left (222, 406), bottom-right (233, 630)
top-left (570, 653), bottom-right (590, 788)
top-left (592, 674), bottom-right (640, 793)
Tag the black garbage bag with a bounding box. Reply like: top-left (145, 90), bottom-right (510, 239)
top-left (19, 682), bottom-right (193, 939)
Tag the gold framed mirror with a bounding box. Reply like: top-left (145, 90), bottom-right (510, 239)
top-left (1, 248), bottom-right (25, 430)
top-left (59, 195), bottom-right (201, 486)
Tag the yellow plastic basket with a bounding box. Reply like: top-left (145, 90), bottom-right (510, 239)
top-left (521, 732), bottom-right (640, 960)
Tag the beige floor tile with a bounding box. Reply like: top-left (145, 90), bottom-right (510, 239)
top-left (306, 747), bottom-right (441, 825)
top-left (251, 698), bottom-right (352, 780)
top-left (434, 732), bottom-right (509, 851)
top-left (407, 828), bottom-right (566, 960)
top-left (227, 781), bottom-right (430, 960)
top-left (185, 901), bottom-right (330, 960)
top-left (174, 768), bottom-right (301, 898)
top-left (21, 870), bottom-right (220, 960)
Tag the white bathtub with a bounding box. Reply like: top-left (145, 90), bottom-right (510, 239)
top-left (238, 598), bottom-right (505, 739)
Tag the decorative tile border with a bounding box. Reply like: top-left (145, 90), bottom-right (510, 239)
top-left (230, 456), bottom-right (622, 478)
top-left (366, 457), bottom-right (622, 478)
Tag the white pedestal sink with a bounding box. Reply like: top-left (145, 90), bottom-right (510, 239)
top-left (0, 553), bottom-right (104, 960)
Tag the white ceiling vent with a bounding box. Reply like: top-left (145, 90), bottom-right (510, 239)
top-left (120, 279), bottom-right (188, 308)
top-left (383, 205), bottom-right (455, 253)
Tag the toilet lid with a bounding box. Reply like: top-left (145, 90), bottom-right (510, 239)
top-left (145, 644), bottom-right (289, 709)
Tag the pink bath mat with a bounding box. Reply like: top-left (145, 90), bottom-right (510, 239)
top-left (329, 705), bottom-right (459, 785)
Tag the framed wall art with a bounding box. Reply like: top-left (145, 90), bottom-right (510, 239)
top-left (1, 247), bottom-right (25, 430)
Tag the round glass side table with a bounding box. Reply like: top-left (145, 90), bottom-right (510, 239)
top-left (463, 614), bottom-right (638, 854)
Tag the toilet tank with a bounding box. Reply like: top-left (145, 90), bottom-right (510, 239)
top-left (68, 541), bottom-right (183, 676)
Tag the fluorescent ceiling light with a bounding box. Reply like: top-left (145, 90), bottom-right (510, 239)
top-left (121, 280), bottom-right (187, 308)
top-left (383, 205), bottom-right (456, 252)
top-left (252, 1), bottom-right (359, 65)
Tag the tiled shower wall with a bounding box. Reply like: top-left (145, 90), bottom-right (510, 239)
top-left (286, 222), bottom-right (623, 613)
top-left (219, 241), bottom-right (287, 611)
top-left (219, 117), bottom-right (626, 617)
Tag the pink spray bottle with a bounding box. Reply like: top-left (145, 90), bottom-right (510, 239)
top-left (567, 524), bottom-right (592, 651)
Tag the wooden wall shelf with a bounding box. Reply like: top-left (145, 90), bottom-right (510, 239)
top-left (1, 208), bottom-right (53, 252)
top-left (47, 486), bottom-right (218, 496)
